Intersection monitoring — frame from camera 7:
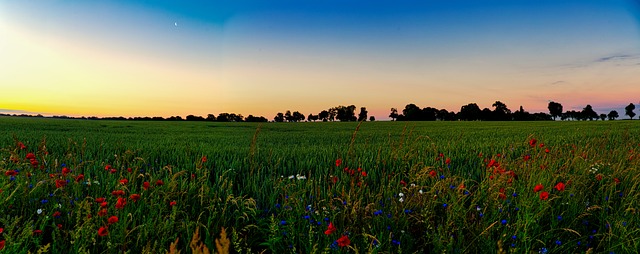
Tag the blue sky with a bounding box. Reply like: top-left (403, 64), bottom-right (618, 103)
top-left (1, 0), bottom-right (639, 118)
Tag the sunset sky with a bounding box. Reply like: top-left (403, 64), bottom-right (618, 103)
top-left (1, 0), bottom-right (639, 119)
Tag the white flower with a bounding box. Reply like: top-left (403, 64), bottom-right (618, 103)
top-left (410, 183), bottom-right (416, 187)
top-left (419, 190), bottom-right (424, 194)
top-left (37, 209), bottom-right (43, 214)
top-left (399, 197), bottom-right (404, 203)
top-left (398, 192), bottom-right (404, 197)
top-left (288, 175), bottom-right (294, 179)
top-left (296, 174), bottom-right (307, 180)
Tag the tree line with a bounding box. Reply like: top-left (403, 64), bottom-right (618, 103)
top-left (1, 101), bottom-right (637, 122)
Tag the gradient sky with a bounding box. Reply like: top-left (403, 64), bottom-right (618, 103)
top-left (1, 0), bottom-right (639, 119)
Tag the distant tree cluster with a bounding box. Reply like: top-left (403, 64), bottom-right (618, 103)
top-left (2, 101), bottom-right (638, 122)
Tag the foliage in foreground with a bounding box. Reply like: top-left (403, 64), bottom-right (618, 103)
top-left (0, 120), bottom-right (639, 253)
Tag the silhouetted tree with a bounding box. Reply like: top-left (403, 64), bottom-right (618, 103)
top-left (625, 103), bottom-right (636, 119)
top-left (358, 107), bottom-right (368, 121)
top-left (328, 108), bottom-right (337, 121)
top-left (401, 104), bottom-right (422, 121)
top-left (246, 115), bottom-right (268, 122)
top-left (285, 110), bottom-right (293, 122)
top-left (459, 103), bottom-right (481, 121)
top-left (389, 108), bottom-right (398, 121)
top-left (437, 109), bottom-right (456, 121)
top-left (608, 110), bottom-right (619, 120)
top-left (548, 101), bottom-right (563, 120)
top-left (206, 114), bottom-right (216, 121)
top-left (492, 101), bottom-right (511, 121)
top-left (217, 113), bottom-right (230, 122)
top-left (422, 107), bottom-right (438, 121)
top-left (292, 111), bottom-right (305, 122)
top-left (480, 108), bottom-right (492, 121)
top-left (369, 116), bottom-right (375, 121)
top-left (512, 106), bottom-right (532, 121)
top-left (274, 112), bottom-right (285, 122)
top-left (336, 105), bottom-right (357, 121)
top-left (599, 114), bottom-right (607, 121)
top-left (318, 110), bottom-right (329, 122)
top-left (186, 115), bottom-right (205, 121)
top-left (307, 114), bottom-right (319, 122)
top-left (582, 105), bottom-right (598, 121)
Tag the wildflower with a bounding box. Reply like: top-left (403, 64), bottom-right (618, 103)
top-left (111, 190), bottom-right (125, 196)
top-left (57, 224), bottom-right (62, 230)
top-left (170, 200), bottom-right (177, 207)
top-left (33, 229), bottom-right (42, 236)
top-left (18, 141), bottom-right (26, 149)
top-left (98, 226), bottom-right (108, 237)
top-left (53, 211), bottom-right (62, 218)
top-left (119, 178), bottom-right (128, 185)
top-left (501, 219), bottom-right (507, 225)
top-left (336, 159), bottom-right (342, 167)
top-left (155, 180), bottom-right (164, 186)
top-left (554, 182), bottom-right (565, 192)
top-left (108, 216), bottom-right (118, 224)
top-left (55, 179), bottom-right (67, 188)
top-left (555, 239), bottom-right (561, 245)
top-left (201, 156), bottom-right (207, 163)
top-left (529, 138), bottom-right (537, 147)
top-left (324, 222), bottom-right (336, 235)
top-left (445, 158), bottom-right (451, 164)
top-left (62, 167), bottom-right (70, 175)
top-left (361, 171), bottom-right (367, 177)
top-left (130, 194), bottom-right (141, 202)
top-left (429, 170), bottom-right (437, 178)
top-left (280, 220), bottom-right (286, 225)
top-left (98, 209), bottom-right (107, 217)
top-left (115, 197), bottom-right (126, 209)
top-left (75, 174), bottom-right (84, 182)
top-left (37, 209), bottom-right (43, 215)
top-left (100, 202), bottom-right (108, 208)
top-left (4, 170), bottom-right (18, 176)
top-left (400, 180), bottom-right (407, 186)
top-left (336, 235), bottom-right (350, 247)
top-left (96, 197), bottom-right (106, 203)
top-left (143, 181), bottom-right (150, 190)
top-left (533, 184), bottom-right (544, 193)
top-left (595, 174), bottom-right (603, 181)
top-left (540, 191), bottom-right (549, 200)
top-left (545, 148), bottom-right (550, 153)
top-left (105, 165), bottom-right (111, 170)
top-left (614, 178), bottom-right (620, 184)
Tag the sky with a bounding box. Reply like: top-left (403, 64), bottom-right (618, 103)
top-left (1, 0), bottom-right (640, 119)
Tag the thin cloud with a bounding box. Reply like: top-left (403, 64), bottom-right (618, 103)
top-left (594, 54), bottom-right (635, 63)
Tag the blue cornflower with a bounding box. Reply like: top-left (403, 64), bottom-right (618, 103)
top-left (374, 210), bottom-right (383, 216)
top-left (512, 235), bottom-right (517, 240)
top-left (501, 219), bottom-right (507, 225)
top-left (303, 215), bottom-right (310, 220)
top-left (9, 176), bottom-right (15, 181)
top-left (557, 215), bottom-right (562, 221)
top-left (512, 192), bottom-right (518, 197)
top-left (41, 199), bottom-right (48, 204)
top-left (404, 209), bottom-right (412, 214)
top-left (280, 220), bottom-right (286, 225)
top-left (440, 175), bottom-right (445, 180)
top-left (623, 221), bottom-right (627, 227)
top-left (539, 247), bottom-right (548, 254)
top-left (443, 203), bottom-right (448, 208)
top-left (275, 203), bottom-right (281, 208)
top-left (555, 239), bottom-right (561, 245)
top-left (387, 213), bottom-right (392, 218)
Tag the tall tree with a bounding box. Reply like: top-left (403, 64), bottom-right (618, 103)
top-left (206, 114), bottom-right (216, 121)
top-left (318, 110), bottom-right (329, 122)
top-left (274, 112), bottom-right (285, 122)
top-left (358, 107), bottom-right (368, 121)
top-left (402, 104), bottom-right (422, 121)
top-left (389, 108), bottom-right (398, 121)
top-left (581, 105), bottom-right (598, 121)
top-left (459, 103), bottom-right (481, 121)
top-left (548, 101), bottom-right (563, 120)
top-left (285, 110), bottom-right (293, 122)
top-left (599, 114), bottom-right (607, 121)
top-left (608, 110), bottom-right (619, 120)
top-left (625, 103), bottom-right (636, 119)
top-left (292, 111), bottom-right (305, 122)
top-left (492, 101), bottom-right (511, 121)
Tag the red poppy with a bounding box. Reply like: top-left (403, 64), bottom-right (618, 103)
top-left (523, 155), bottom-right (531, 162)
top-left (55, 179), bottom-right (67, 189)
top-left (108, 216), bottom-right (118, 224)
top-left (98, 226), bottom-right (108, 237)
top-left (112, 190), bottom-right (125, 196)
top-left (53, 211), bottom-right (62, 218)
top-left (98, 209), bottom-right (108, 217)
top-left (100, 202), bottom-right (108, 208)
top-left (105, 165), bottom-right (111, 170)
top-left (130, 194), bottom-right (141, 202)
top-left (324, 222), bottom-right (336, 235)
top-left (26, 153), bottom-right (36, 160)
top-left (529, 138), bottom-right (537, 147)
top-left (614, 178), bottom-right (620, 184)
top-left (400, 180), bottom-right (407, 187)
top-left (0, 228), bottom-right (3, 234)
top-left (75, 174), bottom-right (84, 182)
top-left (109, 168), bottom-right (117, 174)
top-left (115, 197), bottom-right (126, 209)
top-left (5, 170), bottom-right (17, 176)
top-left (539, 191), bottom-right (549, 200)
top-left (33, 229), bottom-right (42, 236)
top-left (119, 178), bottom-right (128, 185)
top-left (143, 181), bottom-right (150, 190)
top-left (595, 174), bottom-right (603, 181)
top-left (533, 184), bottom-right (543, 193)
top-left (487, 159), bottom-right (499, 168)
top-left (498, 193), bottom-right (507, 200)
top-left (127, 168), bottom-right (132, 173)
top-left (429, 170), bottom-right (437, 178)
top-left (57, 224), bottom-right (62, 230)
top-left (554, 182), bottom-right (565, 191)
top-left (155, 180), bottom-right (164, 186)
top-left (539, 143), bottom-right (545, 148)
top-left (336, 235), bottom-right (350, 247)
top-left (361, 171), bottom-right (367, 177)
top-left (445, 158), bottom-right (451, 164)
top-left (18, 141), bottom-right (26, 149)
top-left (96, 197), bottom-right (106, 203)
top-left (169, 200), bottom-right (177, 207)
top-left (62, 167), bottom-right (70, 175)
top-left (336, 159), bottom-right (342, 167)
top-left (0, 240), bottom-right (5, 250)
top-left (545, 148), bottom-right (550, 153)
top-left (201, 156), bottom-right (207, 163)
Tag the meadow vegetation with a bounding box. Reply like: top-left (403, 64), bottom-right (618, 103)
top-left (0, 116), bottom-right (639, 253)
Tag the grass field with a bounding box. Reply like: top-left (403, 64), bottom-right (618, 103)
top-left (1, 116), bottom-right (639, 253)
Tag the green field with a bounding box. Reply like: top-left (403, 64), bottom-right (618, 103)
top-left (1, 116), bottom-right (639, 253)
